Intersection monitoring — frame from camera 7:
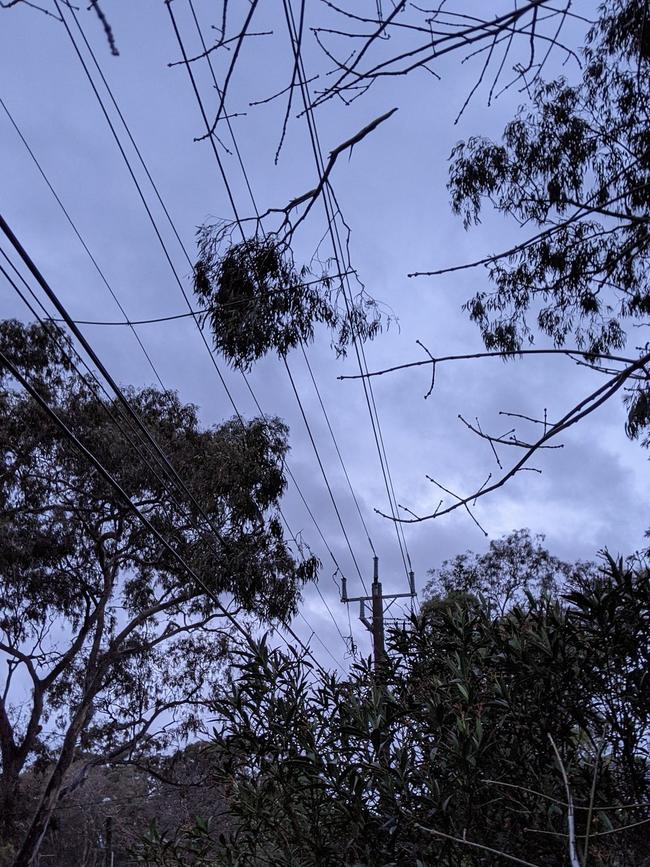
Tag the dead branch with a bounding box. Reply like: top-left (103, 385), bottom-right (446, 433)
top-left (338, 347), bottom-right (638, 382)
top-left (375, 351), bottom-right (650, 524)
top-left (279, 106), bottom-right (398, 236)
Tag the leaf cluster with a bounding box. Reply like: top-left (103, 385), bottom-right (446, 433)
top-left (447, 0), bottom-right (650, 440)
top-left (193, 230), bottom-right (382, 370)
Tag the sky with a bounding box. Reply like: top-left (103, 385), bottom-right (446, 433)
top-left (1, 0), bottom-right (648, 670)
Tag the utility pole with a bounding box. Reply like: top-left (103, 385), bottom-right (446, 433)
top-left (371, 559), bottom-right (386, 673)
top-left (341, 556), bottom-right (416, 671)
top-left (104, 815), bottom-right (113, 867)
top-left (342, 556), bottom-right (416, 771)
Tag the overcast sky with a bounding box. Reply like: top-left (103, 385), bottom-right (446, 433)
top-left (2, 0), bottom-right (648, 668)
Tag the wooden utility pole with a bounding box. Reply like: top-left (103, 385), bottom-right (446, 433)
top-left (104, 816), bottom-right (113, 867)
top-left (342, 556), bottom-right (416, 769)
top-left (341, 555), bottom-right (416, 672)
top-left (371, 558), bottom-right (386, 673)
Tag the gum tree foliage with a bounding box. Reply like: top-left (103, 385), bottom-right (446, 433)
top-left (0, 321), bottom-right (317, 865)
top-left (193, 231), bottom-right (382, 371)
top-left (141, 553), bottom-right (650, 867)
top-left (448, 0), bottom-right (650, 443)
top-left (13, 743), bottom-right (230, 867)
top-left (425, 528), bottom-right (597, 613)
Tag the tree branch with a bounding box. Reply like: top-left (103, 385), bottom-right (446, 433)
top-left (338, 347), bottom-right (637, 382)
top-left (376, 351), bottom-right (650, 523)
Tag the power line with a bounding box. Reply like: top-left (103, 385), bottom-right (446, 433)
top-left (0, 94), bottom-right (165, 390)
top-left (60, 0), bottom-right (346, 639)
top-left (182, 0), bottom-right (369, 640)
top-left (59, 0), bottom-right (366, 663)
top-left (276, 508), bottom-right (353, 662)
top-left (40, 271), bottom-right (356, 326)
top-left (181, 0), bottom-right (374, 595)
top-left (284, 356), bottom-right (368, 592)
top-left (2, 31), bottom-right (346, 678)
top-left (301, 344), bottom-right (376, 555)
top-left (239, 365), bottom-right (359, 658)
top-left (67, 1), bottom-right (355, 612)
top-left (165, 1), bottom-right (367, 643)
top-left (297, 609), bottom-right (345, 669)
top-left (3, 72), bottom-right (350, 638)
top-left (283, 0), bottom-right (414, 586)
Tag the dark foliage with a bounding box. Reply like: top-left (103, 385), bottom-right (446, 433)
top-left (0, 321), bottom-right (317, 865)
top-left (448, 0), bottom-right (650, 443)
top-left (193, 230), bottom-right (382, 370)
top-left (141, 553), bottom-right (650, 866)
top-left (10, 745), bottom-right (229, 867)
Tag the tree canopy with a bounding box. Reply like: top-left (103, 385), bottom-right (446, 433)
top-left (0, 320), bottom-right (316, 866)
top-left (448, 0), bottom-right (650, 443)
top-left (141, 544), bottom-right (650, 866)
top-left (425, 528), bottom-right (597, 612)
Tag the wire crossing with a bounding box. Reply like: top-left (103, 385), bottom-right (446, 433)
top-left (59, 0), bottom-right (357, 661)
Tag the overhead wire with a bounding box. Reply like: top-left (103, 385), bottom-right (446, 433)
top-left (39, 270), bottom-right (356, 326)
top-left (283, 0), bottom-right (414, 588)
top-left (0, 95), bottom-right (165, 390)
top-left (59, 0), bottom-right (355, 663)
top-left (183, 0), bottom-right (374, 601)
top-left (165, 0), bottom-right (370, 640)
top-left (172, 0), bottom-right (367, 582)
top-left (0, 91), bottom-right (264, 595)
top-left (184, 0), bottom-right (376, 644)
top-left (301, 343), bottom-right (376, 555)
top-left (69, 0), bottom-right (352, 659)
top-left (1, 26), bottom-right (349, 683)
top-left (283, 356), bottom-right (367, 588)
top-left (57, 1), bottom-right (304, 559)
top-left (297, 609), bottom-right (346, 669)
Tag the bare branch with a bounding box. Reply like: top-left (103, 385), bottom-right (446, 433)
top-left (424, 474), bottom-right (488, 537)
top-left (457, 414), bottom-right (565, 451)
top-left (338, 348), bottom-right (638, 383)
top-left (279, 106), bottom-right (398, 237)
top-left (375, 351), bottom-right (650, 523)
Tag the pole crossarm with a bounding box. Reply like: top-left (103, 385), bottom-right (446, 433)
top-left (341, 557), bottom-right (416, 666)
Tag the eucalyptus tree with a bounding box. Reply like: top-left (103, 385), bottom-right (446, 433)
top-left (443, 0), bottom-right (650, 445)
top-left (0, 320), bottom-right (316, 866)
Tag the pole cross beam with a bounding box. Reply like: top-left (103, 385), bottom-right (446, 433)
top-left (340, 556), bottom-right (416, 672)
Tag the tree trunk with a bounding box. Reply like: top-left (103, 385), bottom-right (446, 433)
top-left (12, 702), bottom-right (93, 867)
top-left (0, 765), bottom-right (20, 847)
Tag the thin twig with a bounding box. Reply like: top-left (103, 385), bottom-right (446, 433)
top-left (548, 733), bottom-right (580, 867)
top-left (413, 822), bottom-right (543, 866)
